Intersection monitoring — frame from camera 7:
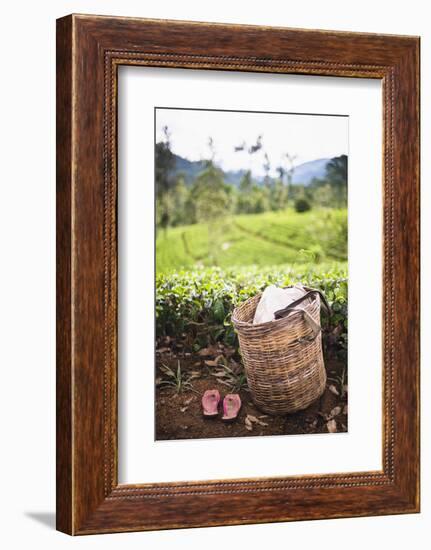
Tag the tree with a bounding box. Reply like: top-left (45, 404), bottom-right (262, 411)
top-left (285, 153), bottom-right (297, 186)
top-left (283, 152), bottom-right (297, 205)
top-left (262, 153), bottom-right (271, 189)
top-left (270, 178), bottom-right (287, 211)
top-left (251, 186), bottom-right (270, 213)
top-left (236, 170), bottom-right (271, 214)
top-left (239, 170), bottom-right (253, 193)
top-left (191, 156), bottom-right (231, 264)
top-left (170, 175), bottom-right (189, 226)
top-left (155, 126), bottom-right (175, 233)
top-left (325, 154), bottom-right (347, 206)
top-left (312, 182), bottom-right (334, 208)
top-left (294, 197), bottom-right (311, 213)
top-left (193, 163), bottom-right (230, 223)
top-left (237, 170), bottom-right (254, 214)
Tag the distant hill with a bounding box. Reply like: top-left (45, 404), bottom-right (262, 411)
top-left (170, 152), bottom-right (333, 187)
top-left (291, 158), bottom-right (331, 185)
top-left (173, 155), bottom-right (207, 184)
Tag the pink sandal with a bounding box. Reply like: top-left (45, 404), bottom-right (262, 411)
top-left (222, 394), bottom-right (242, 421)
top-left (202, 389), bottom-right (221, 417)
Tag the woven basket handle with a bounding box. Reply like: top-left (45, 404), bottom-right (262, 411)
top-left (274, 288), bottom-right (331, 341)
top-left (274, 288), bottom-right (331, 318)
top-left (274, 288), bottom-right (330, 341)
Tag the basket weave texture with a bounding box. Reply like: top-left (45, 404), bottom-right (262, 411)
top-left (232, 291), bottom-right (326, 415)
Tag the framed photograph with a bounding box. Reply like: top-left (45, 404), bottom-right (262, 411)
top-left (152, 106), bottom-right (349, 441)
top-left (56, 14), bottom-right (420, 534)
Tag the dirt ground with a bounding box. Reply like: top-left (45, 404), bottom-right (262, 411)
top-left (155, 340), bottom-right (347, 441)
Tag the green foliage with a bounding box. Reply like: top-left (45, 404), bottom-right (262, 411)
top-left (294, 198), bottom-right (311, 213)
top-left (269, 179), bottom-right (288, 211)
top-left (155, 127), bottom-right (175, 231)
top-left (309, 154), bottom-right (348, 208)
top-left (326, 155), bottom-right (348, 190)
top-left (156, 263), bottom-right (348, 355)
top-left (189, 162), bottom-right (232, 223)
top-left (210, 361), bottom-right (249, 393)
top-left (311, 182), bottom-right (334, 208)
top-left (158, 361), bottom-right (195, 394)
top-left (169, 176), bottom-right (188, 226)
top-left (155, 132), bottom-right (347, 229)
top-left (182, 162), bottom-right (234, 265)
top-left (236, 171), bottom-right (271, 214)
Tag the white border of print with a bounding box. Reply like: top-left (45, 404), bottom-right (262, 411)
top-left (117, 66), bottom-right (382, 484)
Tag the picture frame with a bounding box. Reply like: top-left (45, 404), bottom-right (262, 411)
top-left (56, 14), bottom-right (420, 535)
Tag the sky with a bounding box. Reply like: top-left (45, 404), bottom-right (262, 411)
top-left (155, 108), bottom-right (348, 177)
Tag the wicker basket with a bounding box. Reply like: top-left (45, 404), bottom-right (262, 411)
top-left (232, 287), bottom-right (328, 415)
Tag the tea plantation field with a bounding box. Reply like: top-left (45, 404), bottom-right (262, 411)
top-left (156, 208), bottom-right (347, 273)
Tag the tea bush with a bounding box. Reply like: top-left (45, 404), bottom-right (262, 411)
top-left (156, 263), bottom-right (347, 356)
top-left (294, 198), bottom-right (311, 213)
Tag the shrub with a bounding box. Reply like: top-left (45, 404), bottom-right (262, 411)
top-left (156, 264), bottom-right (347, 356)
top-left (294, 198), bottom-right (311, 213)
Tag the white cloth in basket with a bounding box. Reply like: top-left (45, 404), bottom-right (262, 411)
top-left (253, 284), bottom-right (306, 325)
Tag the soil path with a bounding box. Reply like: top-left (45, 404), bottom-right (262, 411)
top-left (156, 349), bottom-right (347, 441)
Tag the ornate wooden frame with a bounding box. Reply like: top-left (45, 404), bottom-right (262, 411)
top-left (56, 14), bottom-right (420, 534)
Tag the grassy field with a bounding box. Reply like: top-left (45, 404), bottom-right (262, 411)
top-left (156, 208), bottom-right (347, 273)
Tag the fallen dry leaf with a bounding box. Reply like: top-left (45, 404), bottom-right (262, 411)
top-left (180, 406), bottom-right (188, 413)
top-left (246, 414), bottom-right (268, 427)
top-left (211, 371), bottom-right (227, 377)
top-left (327, 419), bottom-right (337, 433)
top-left (197, 346), bottom-right (218, 356)
top-left (184, 397), bottom-right (194, 405)
top-left (204, 360), bottom-right (219, 367)
top-left (245, 417), bottom-right (253, 431)
top-left (328, 384), bottom-right (339, 396)
top-left (328, 406), bottom-right (342, 419)
top-left (197, 348), bottom-right (212, 356)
